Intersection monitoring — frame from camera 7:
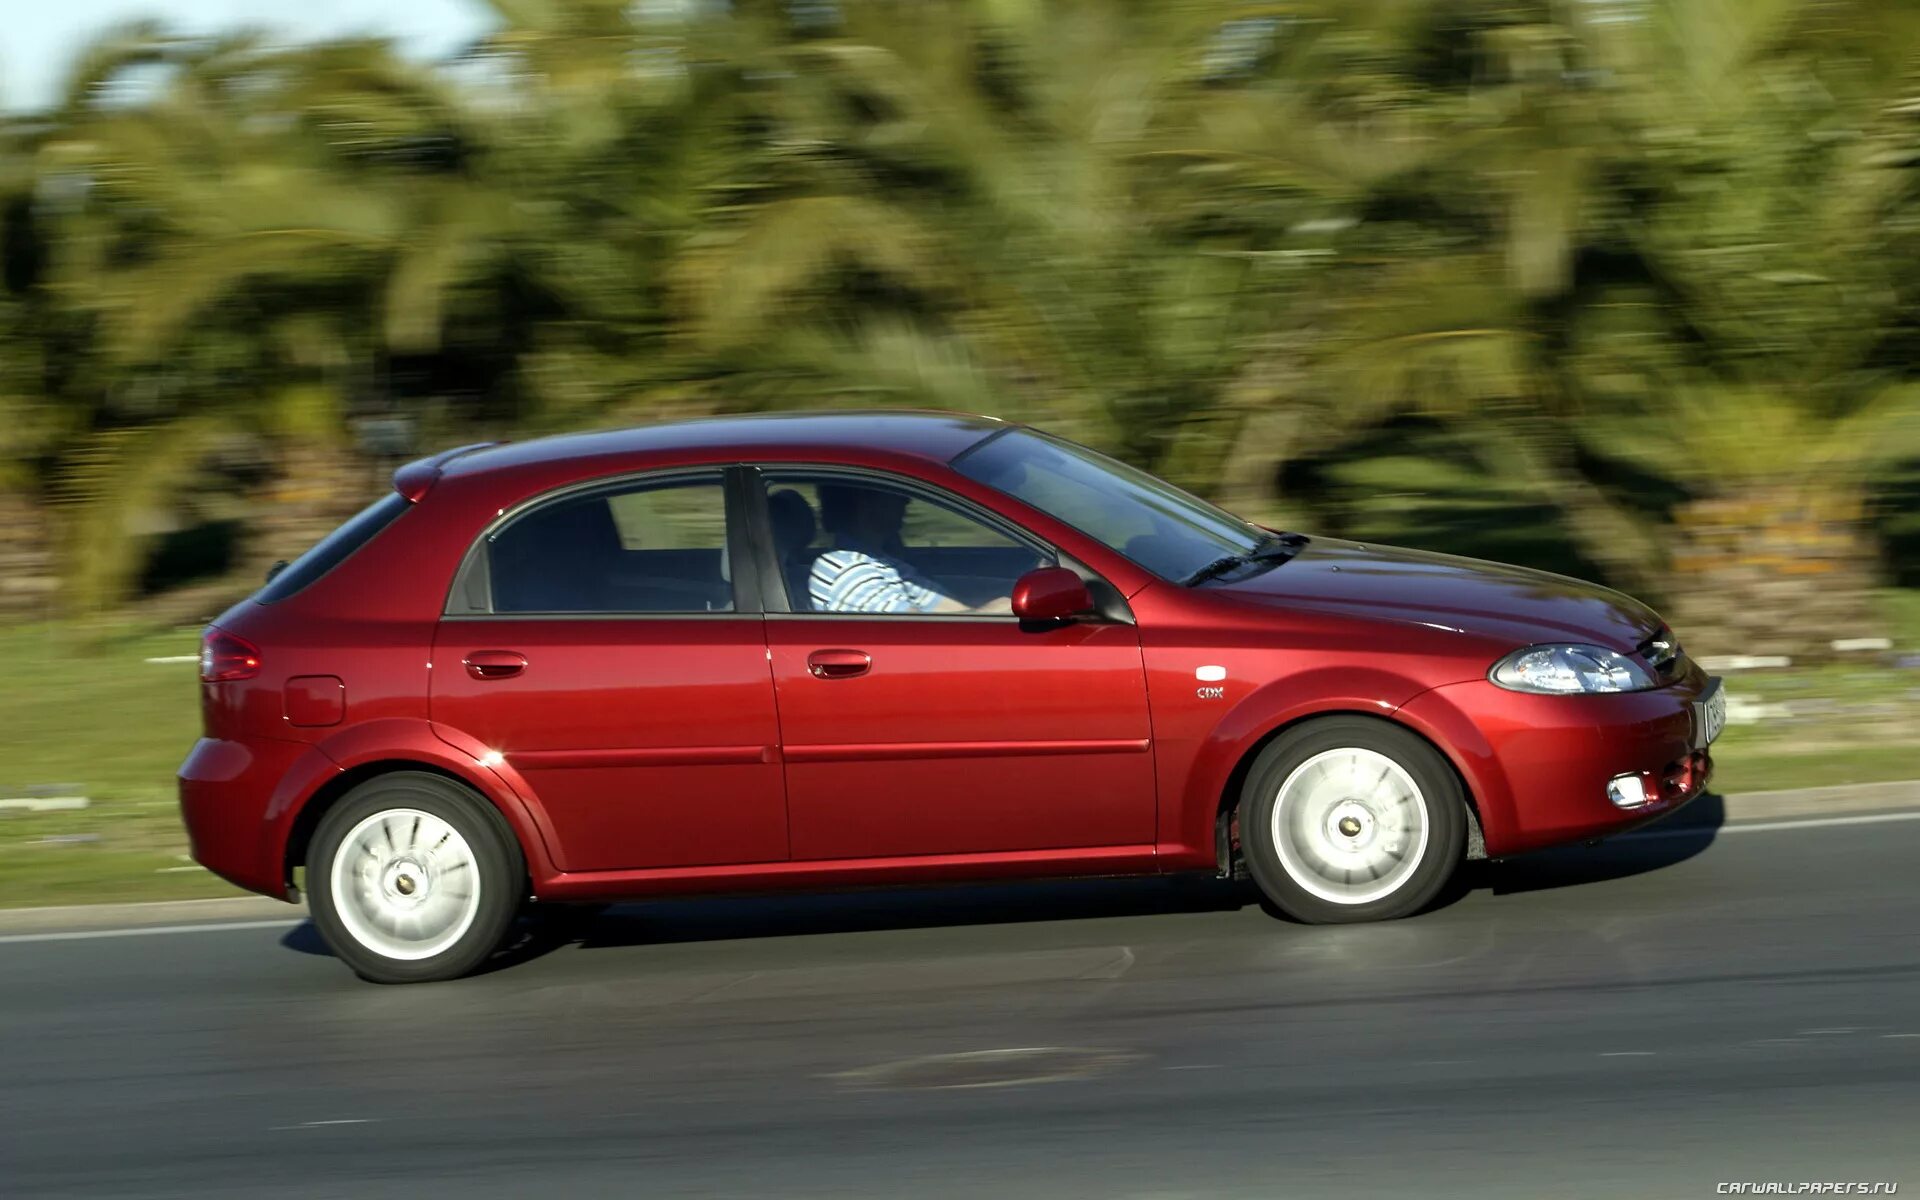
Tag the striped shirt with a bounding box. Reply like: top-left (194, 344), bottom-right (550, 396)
top-left (808, 549), bottom-right (953, 614)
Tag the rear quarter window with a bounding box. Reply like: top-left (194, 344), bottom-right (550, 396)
top-left (256, 493), bottom-right (411, 603)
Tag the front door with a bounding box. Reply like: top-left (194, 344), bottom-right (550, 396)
top-left (431, 469), bottom-right (786, 872)
top-left (752, 468), bottom-right (1155, 861)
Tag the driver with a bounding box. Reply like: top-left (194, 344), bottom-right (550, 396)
top-left (808, 484), bottom-right (1008, 614)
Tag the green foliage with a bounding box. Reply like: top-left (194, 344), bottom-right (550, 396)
top-left (0, 623), bottom-right (241, 906)
top-left (52, 419), bottom-right (228, 616)
top-left (0, 0), bottom-right (1918, 621)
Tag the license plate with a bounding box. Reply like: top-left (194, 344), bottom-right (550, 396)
top-left (1694, 678), bottom-right (1726, 749)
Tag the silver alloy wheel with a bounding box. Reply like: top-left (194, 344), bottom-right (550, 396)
top-left (1270, 747), bottom-right (1430, 905)
top-left (328, 807), bottom-right (482, 962)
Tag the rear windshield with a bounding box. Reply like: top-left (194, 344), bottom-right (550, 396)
top-left (256, 493), bottom-right (410, 603)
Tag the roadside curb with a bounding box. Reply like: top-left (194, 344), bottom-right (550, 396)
top-left (0, 895), bottom-right (304, 934)
top-left (1717, 779), bottom-right (1920, 821)
top-left (1, 779), bottom-right (1916, 936)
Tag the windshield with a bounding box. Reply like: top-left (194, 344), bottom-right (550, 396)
top-left (953, 429), bottom-right (1267, 583)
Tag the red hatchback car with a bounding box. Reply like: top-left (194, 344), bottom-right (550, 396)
top-left (180, 412), bottom-right (1724, 982)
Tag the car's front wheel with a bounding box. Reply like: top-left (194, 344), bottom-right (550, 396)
top-left (307, 772), bottom-right (524, 983)
top-left (1240, 717), bottom-right (1466, 924)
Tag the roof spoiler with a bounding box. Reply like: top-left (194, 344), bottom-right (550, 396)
top-left (391, 442), bottom-right (500, 504)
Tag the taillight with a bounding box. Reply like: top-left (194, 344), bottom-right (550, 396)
top-left (200, 629), bottom-right (262, 682)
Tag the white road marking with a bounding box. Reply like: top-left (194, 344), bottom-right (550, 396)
top-left (0, 919), bottom-right (302, 945)
top-left (0, 796), bottom-right (89, 812)
top-left (271, 1119), bottom-right (372, 1130)
top-left (1800, 1028), bottom-right (1861, 1035)
top-left (1599, 1051), bottom-right (1656, 1057)
top-left (1622, 810), bottom-right (1920, 841)
top-left (1881, 1033), bottom-right (1920, 1039)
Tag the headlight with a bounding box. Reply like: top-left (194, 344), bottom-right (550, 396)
top-left (1489, 644), bottom-right (1657, 694)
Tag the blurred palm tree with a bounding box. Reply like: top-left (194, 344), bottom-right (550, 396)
top-left (1157, 0), bottom-right (1920, 651)
top-left (1600, 385), bottom-right (1919, 654)
top-left (454, 0), bottom-right (758, 431)
top-left (662, 0), bottom-right (1298, 465)
top-left (0, 0), bottom-right (1914, 650)
top-left (34, 26), bottom-right (509, 612)
top-left (0, 115), bottom-right (65, 618)
top-left (1105, 1), bottom-right (1675, 594)
top-left (1578, 0), bottom-right (1920, 653)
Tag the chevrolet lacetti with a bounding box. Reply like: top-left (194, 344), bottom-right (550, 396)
top-left (179, 412), bottom-right (1726, 982)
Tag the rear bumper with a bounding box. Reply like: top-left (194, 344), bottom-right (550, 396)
top-left (1398, 674), bottom-right (1717, 857)
top-left (178, 737), bottom-right (313, 900)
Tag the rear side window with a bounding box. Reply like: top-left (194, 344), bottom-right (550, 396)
top-left (487, 475), bottom-right (735, 614)
top-left (257, 493), bottom-right (410, 604)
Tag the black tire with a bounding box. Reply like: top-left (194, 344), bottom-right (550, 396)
top-left (306, 772), bottom-right (525, 983)
top-left (1239, 716), bottom-right (1466, 924)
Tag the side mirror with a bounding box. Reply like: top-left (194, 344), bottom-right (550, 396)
top-left (265, 559), bottom-right (290, 584)
top-left (1010, 566), bottom-right (1094, 623)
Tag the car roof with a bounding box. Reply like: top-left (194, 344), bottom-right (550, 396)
top-left (437, 410), bottom-right (1009, 481)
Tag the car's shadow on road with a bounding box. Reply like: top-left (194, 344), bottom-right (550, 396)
top-left (1453, 790), bottom-right (1724, 900)
top-left (495, 875), bottom-right (1260, 969)
top-left (277, 875), bottom-right (1257, 967)
top-left (280, 793), bottom-right (1726, 968)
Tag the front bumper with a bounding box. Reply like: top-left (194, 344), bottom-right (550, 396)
top-left (1398, 672), bottom-right (1718, 857)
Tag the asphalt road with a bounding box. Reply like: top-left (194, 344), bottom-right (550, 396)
top-left (5, 806), bottom-right (1920, 1199)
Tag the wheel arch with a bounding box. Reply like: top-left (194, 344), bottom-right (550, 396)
top-left (1209, 709), bottom-right (1487, 877)
top-left (282, 760), bottom-right (534, 897)
top-left (269, 718), bottom-right (561, 898)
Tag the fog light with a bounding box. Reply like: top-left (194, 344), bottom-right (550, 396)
top-left (1606, 773), bottom-right (1650, 809)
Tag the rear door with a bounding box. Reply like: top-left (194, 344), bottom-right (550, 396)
top-left (430, 468), bottom-right (786, 872)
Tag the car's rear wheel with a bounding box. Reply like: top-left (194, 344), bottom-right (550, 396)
top-left (307, 772), bottom-right (523, 983)
top-left (1239, 717), bottom-right (1465, 924)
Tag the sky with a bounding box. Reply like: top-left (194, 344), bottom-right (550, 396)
top-left (1, 0), bottom-right (493, 112)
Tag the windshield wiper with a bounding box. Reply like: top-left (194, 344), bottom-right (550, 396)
top-left (1252, 531), bottom-right (1309, 559)
top-left (1180, 533), bottom-right (1309, 587)
top-left (1181, 554), bottom-right (1249, 587)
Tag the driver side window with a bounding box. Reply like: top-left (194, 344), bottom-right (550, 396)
top-left (762, 474), bottom-right (1047, 615)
